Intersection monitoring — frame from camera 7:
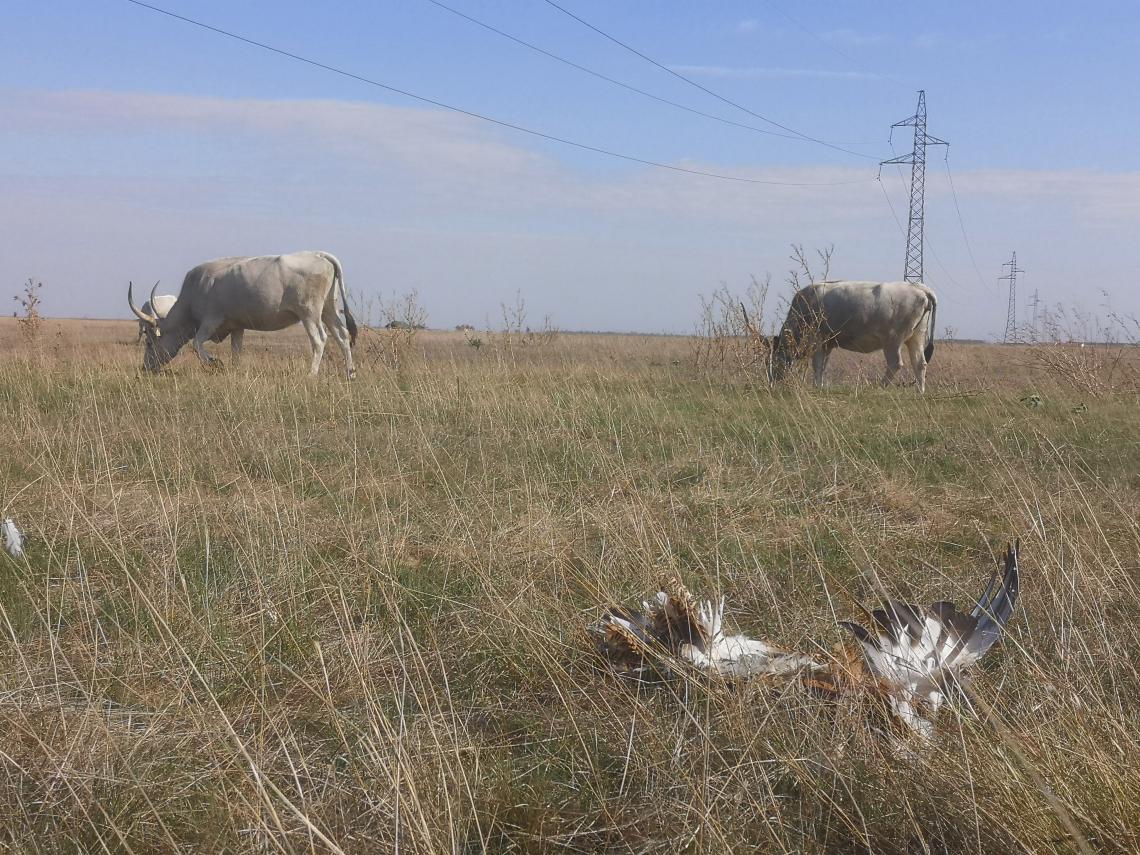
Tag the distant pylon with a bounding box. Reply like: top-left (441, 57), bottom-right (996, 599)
top-left (881, 90), bottom-right (948, 284)
top-left (1028, 289), bottom-right (1041, 342)
top-left (1000, 252), bottom-right (1024, 343)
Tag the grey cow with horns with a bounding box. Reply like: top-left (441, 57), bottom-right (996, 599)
top-left (129, 251), bottom-right (358, 378)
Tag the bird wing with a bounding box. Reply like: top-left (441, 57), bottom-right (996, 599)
top-left (953, 539), bottom-right (1020, 668)
top-left (840, 540), bottom-right (1020, 689)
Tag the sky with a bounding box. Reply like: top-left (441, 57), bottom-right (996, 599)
top-left (3, 0), bottom-right (1139, 338)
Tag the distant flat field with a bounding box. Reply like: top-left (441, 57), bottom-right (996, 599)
top-left (0, 315), bottom-right (1137, 852)
top-left (3, 315), bottom-right (1132, 387)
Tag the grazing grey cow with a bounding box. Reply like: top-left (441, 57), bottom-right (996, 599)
top-left (770, 280), bottom-right (937, 393)
top-left (136, 293), bottom-right (177, 342)
top-left (128, 251), bottom-right (357, 378)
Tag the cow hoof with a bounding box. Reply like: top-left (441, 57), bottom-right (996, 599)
top-left (347, 369), bottom-right (357, 381)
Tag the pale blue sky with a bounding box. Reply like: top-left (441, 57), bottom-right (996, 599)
top-left (3, 1), bottom-right (1138, 337)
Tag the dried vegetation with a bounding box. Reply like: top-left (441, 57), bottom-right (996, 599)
top-left (0, 316), bottom-right (1137, 853)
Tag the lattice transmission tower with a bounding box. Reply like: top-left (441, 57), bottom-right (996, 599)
top-left (881, 90), bottom-right (948, 283)
top-left (1000, 252), bottom-right (1024, 343)
top-left (1028, 289), bottom-right (1041, 342)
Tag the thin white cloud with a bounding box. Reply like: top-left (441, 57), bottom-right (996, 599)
top-left (820, 28), bottom-right (997, 51)
top-left (6, 88), bottom-right (544, 180)
top-left (820, 28), bottom-right (889, 47)
top-left (4, 88), bottom-right (1140, 334)
top-left (736, 19), bottom-right (760, 34)
top-left (937, 169), bottom-right (1140, 224)
top-left (10, 88), bottom-right (1140, 227)
top-left (913, 32), bottom-right (942, 50)
top-left (669, 65), bottom-right (885, 81)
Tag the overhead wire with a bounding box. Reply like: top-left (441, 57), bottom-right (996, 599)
top-left (423, 0), bottom-right (816, 144)
top-left (757, 0), bottom-right (912, 92)
top-left (943, 155), bottom-right (994, 291)
top-left (925, 234), bottom-right (968, 293)
top-left (877, 177), bottom-right (906, 238)
top-left (123, 0), bottom-right (874, 187)
top-left (539, 0), bottom-right (877, 160)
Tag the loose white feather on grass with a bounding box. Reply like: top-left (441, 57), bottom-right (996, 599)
top-left (2, 518), bottom-right (24, 558)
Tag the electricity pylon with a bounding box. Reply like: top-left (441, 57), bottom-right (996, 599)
top-left (1000, 252), bottom-right (1024, 343)
top-left (881, 90), bottom-right (948, 284)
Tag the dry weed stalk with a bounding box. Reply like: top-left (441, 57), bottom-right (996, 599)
top-left (694, 244), bottom-right (835, 382)
top-left (471, 291), bottom-right (559, 366)
top-left (13, 277), bottom-right (44, 345)
top-left (693, 276), bottom-right (772, 377)
top-left (1025, 305), bottom-right (1139, 396)
top-left (359, 290), bottom-right (428, 379)
top-left (786, 242), bottom-right (833, 291)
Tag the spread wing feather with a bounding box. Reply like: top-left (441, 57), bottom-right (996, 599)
top-left (839, 540), bottom-right (1020, 698)
top-left (957, 540), bottom-right (1020, 666)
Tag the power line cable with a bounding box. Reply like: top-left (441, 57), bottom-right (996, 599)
top-left (540, 0), bottom-right (876, 160)
top-left (423, 0), bottom-right (814, 144)
top-left (758, 0), bottom-right (911, 91)
top-left (925, 233), bottom-right (967, 292)
top-left (878, 176), bottom-right (906, 237)
top-left (943, 155), bottom-right (993, 291)
top-left (124, 0), bottom-right (873, 187)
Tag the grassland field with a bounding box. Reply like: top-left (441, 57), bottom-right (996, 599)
top-left (0, 317), bottom-right (1137, 853)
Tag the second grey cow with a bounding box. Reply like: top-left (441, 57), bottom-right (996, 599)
top-left (769, 280), bottom-right (937, 393)
top-left (129, 251), bottom-right (358, 378)
top-left (136, 293), bottom-right (177, 342)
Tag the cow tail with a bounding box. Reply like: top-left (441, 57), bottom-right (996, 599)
top-left (320, 252), bottom-right (358, 347)
top-left (923, 289), bottom-right (937, 363)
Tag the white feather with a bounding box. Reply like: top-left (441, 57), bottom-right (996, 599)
top-left (858, 613), bottom-right (962, 690)
top-left (682, 598), bottom-right (821, 677)
top-left (850, 615), bottom-right (979, 740)
top-left (2, 518), bottom-right (23, 558)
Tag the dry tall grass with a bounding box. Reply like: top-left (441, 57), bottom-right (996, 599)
top-left (0, 319), bottom-right (1137, 853)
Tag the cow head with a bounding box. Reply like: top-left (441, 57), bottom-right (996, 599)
top-left (128, 281), bottom-right (180, 372)
top-left (768, 331), bottom-right (794, 382)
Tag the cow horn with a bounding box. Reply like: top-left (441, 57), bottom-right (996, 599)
top-left (149, 280), bottom-right (161, 313)
top-left (127, 281), bottom-right (157, 325)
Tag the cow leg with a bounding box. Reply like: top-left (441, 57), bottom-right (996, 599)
top-left (880, 347), bottom-right (902, 388)
top-left (193, 320), bottom-right (224, 367)
top-left (322, 303), bottom-right (356, 380)
top-left (301, 319), bottom-right (328, 376)
top-left (812, 347), bottom-right (833, 387)
top-left (906, 337), bottom-right (927, 394)
top-left (230, 329), bottom-right (244, 363)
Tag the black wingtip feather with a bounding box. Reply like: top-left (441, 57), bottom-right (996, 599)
top-left (994, 539), bottom-right (1020, 624)
top-left (989, 541), bottom-right (1020, 626)
top-left (963, 540), bottom-right (1020, 660)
